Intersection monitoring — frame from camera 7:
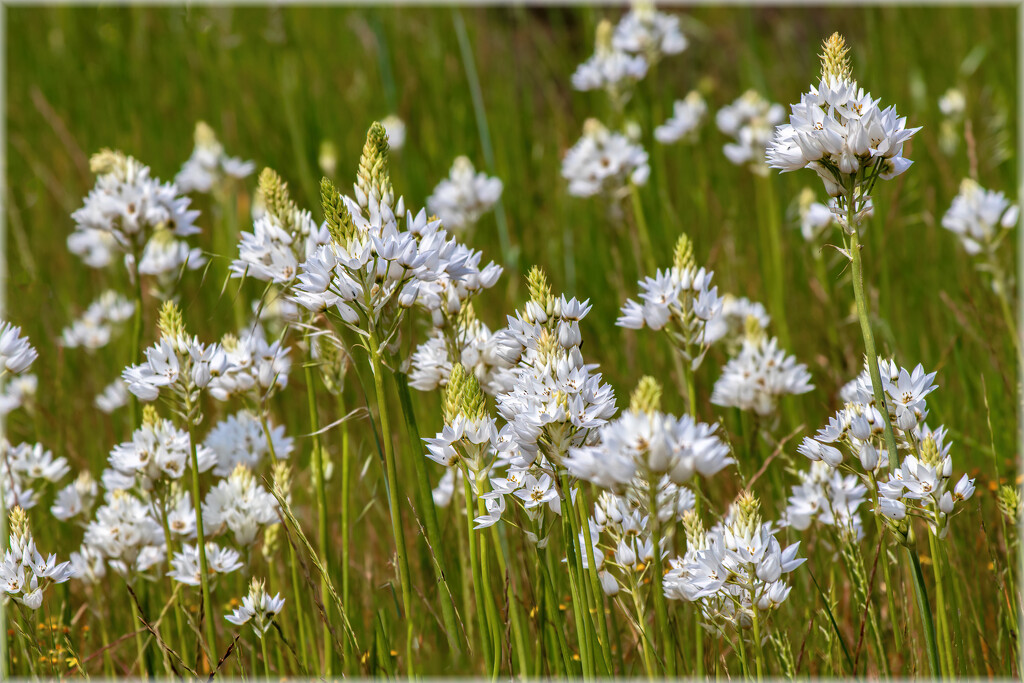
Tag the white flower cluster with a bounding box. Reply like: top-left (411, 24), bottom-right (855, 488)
top-left (426, 156), bottom-right (503, 234)
top-left (0, 373), bottom-right (37, 416)
top-left (941, 178), bottom-right (1019, 256)
top-left (175, 121), bottom-right (255, 194)
top-left (206, 328), bottom-right (292, 403)
top-left (617, 235), bottom-right (723, 368)
top-left (51, 472), bottom-right (98, 522)
top-left (711, 335), bottom-right (814, 416)
top-left (784, 460), bottom-right (866, 539)
top-left (1, 440), bottom-right (70, 511)
top-left (409, 316), bottom-right (514, 396)
top-left (108, 417), bottom-right (215, 488)
top-left (226, 578), bottom-right (285, 638)
top-left (611, 1), bottom-right (688, 62)
top-left (717, 90), bottom-right (786, 174)
top-left (232, 207), bottom-right (330, 287)
top-left (69, 151), bottom-right (201, 271)
top-left (767, 73), bottom-right (921, 195)
top-left (655, 91), bottom-right (707, 144)
top-left (562, 119), bottom-right (650, 198)
top-left (61, 290), bottom-right (135, 350)
top-left (664, 495), bottom-right (805, 628)
top-left (571, 29), bottom-right (648, 96)
top-left (2, 515), bottom-right (73, 610)
top-left (95, 378), bottom-right (129, 414)
top-left (565, 409), bottom-right (733, 492)
top-left (82, 491), bottom-right (166, 578)
top-left (202, 464), bottom-right (278, 546)
top-left (381, 115), bottom-right (406, 151)
top-left (168, 541), bottom-right (243, 586)
top-left (204, 410), bottom-right (294, 477)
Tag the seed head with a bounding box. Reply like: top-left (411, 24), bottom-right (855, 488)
top-left (357, 122), bottom-right (393, 207)
top-left (527, 266), bottom-right (553, 312)
top-left (258, 167), bottom-right (297, 231)
top-left (444, 362), bottom-right (486, 424)
top-left (321, 176), bottom-right (356, 246)
top-left (629, 376), bottom-right (663, 414)
top-left (682, 509), bottom-right (706, 551)
top-left (9, 506), bottom-right (29, 545)
top-left (157, 300), bottom-right (185, 342)
top-left (819, 32), bottom-right (853, 83)
top-left (673, 233), bottom-right (696, 273)
top-left (998, 484), bottom-right (1020, 522)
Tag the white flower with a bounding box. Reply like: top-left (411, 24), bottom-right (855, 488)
top-left (83, 491), bottom-right (165, 575)
top-left (562, 119), bottom-right (650, 198)
top-left (61, 291), bottom-right (136, 350)
top-left (711, 335), bottom-right (814, 416)
top-left (572, 46), bottom-right (648, 94)
top-left (168, 542), bottom-right (243, 585)
top-left (202, 464), bottom-right (278, 545)
top-left (204, 410), bottom-right (294, 477)
top-left (225, 578), bottom-right (285, 638)
top-left (95, 378), bottom-right (130, 413)
top-left (612, 2), bottom-right (687, 62)
top-left (232, 208), bottom-right (329, 288)
top-left (109, 417), bottom-right (215, 486)
top-left (938, 88), bottom-right (966, 119)
top-left (784, 461), bottom-right (866, 538)
top-left (941, 178), bottom-right (1018, 256)
top-left (718, 90), bottom-right (786, 175)
top-left (176, 122), bottom-right (255, 194)
top-left (655, 91), bottom-right (707, 144)
top-left (0, 321), bottom-right (38, 375)
top-left (426, 157), bottom-right (503, 234)
top-left (0, 373), bottom-right (37, 416)
top-left (51, 473), bottom-right (98, 522)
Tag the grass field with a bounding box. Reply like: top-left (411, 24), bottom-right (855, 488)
top-left (2, 4), bottom-right (1020, 678)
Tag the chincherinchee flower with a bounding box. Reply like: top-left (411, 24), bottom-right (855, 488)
top-left (204, 410), bottom-right (294, 477)
top-left (702, 295), bottom-right (770, 348)
top-left (711, 333), bottom-right (814, 416)
top-left (69, 150), bottom-right (200, 270)
top-left (108, 413), bottom-right (215, 487)
top-left (409, 313), bottom-right (515, 396)
top-left (794, 187), bottom-right (839, 242)
top-left (612, 1), bottom-right (687, 63)
top-left (168, 542), bottom-right (243, 585)
top-left (618, 233), bottom-right (723, 368)
top-left (572, 20), bottom-right (648, 98)
top-left (206, 328), bottom-right (292, 402)
top-left (562, 119), bottom-right (650, 198)
top-left (61, 290), bottom-right (135, 350)
top-left (0, 321), bottom-right (38, 375)
top-left (0, 373), bottom-right (37, 416)
top-left (784, 461), bottom-right (866, 539)
top-left (941, 178), bottom-right (1019, 256)
top-left (51, 472), bottom-right (98, 522)
top-left (95, 378), bottom-right (129, 413)
top-left (426, 156), bottom-right (503, 233)
top-left (202, 464), bottom-right (278, 545)
top-left (137, 227), bottom-right (207, 279)
top-left (655, 91), bottom-right (707, 144)
top-left (566, 407), bottom-right (733, 492)
top-left (2, 508), bottom-right (73, 610)
top-left (83, 490), bottom-right (165, 577)
top-left (717, 90), bottom-right (786, 174)
top-left (2, 439), bottom-right (71, 510)
top-left (231, 169), bottom-right (330, 290)
top-left (766, 33), bottom-right (921, 201)
top-left (382, 115), bottom-right (406, 151)
top-left (664, 492), bottom-right (804, 628)
top-left (175, 121), bottom-right (255, 194)
top-left (226, 578), bottom-right (285, 638)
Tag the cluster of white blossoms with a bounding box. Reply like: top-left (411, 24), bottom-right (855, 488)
top-left (175, 121), bottom-right (255, 194)
top-left (655, 91), bottom-right (707, 144)
top-left (617, 234), bottom-right (723, 368)
top-left (1, 440), bottom-right (70, 511)
top-left (381, 114), bottom-right (406, 151)
top-left (231, 169), bottom-right (331, 289)
top-left (51, 472), bottom-right (98, 523)
top-left (572, 20), bottom-right (648, 99)
top-left (409, 306), bottom-right (514, 396)
top-left (168, 541), bottom-right (243, 586)
top-left (794, 187), bottom-right (837, 242)
top-left (937, 87), bottom-right (966, 156)
top-left (426, 156), bottom-right (503, 234)
top-left (108, 413), bottom-right (215, 489)
top-left (69, 150), bottom-right (201, 273)
top-left (784, 460), bottom-right (867, 539)
top-left (710, 325), bottom-right (814, 417)
top-left (206, 327), bottom-right (292, 403)
top-left (202, 463), bottom-right (278, 546)
top-left (565, 380), bottom-right (733, 492)
top-left (664, 492), bottom-right (805, 628)
top-left (61, 290), bottom-right (135, 350)
top-left (95, 378), bottom-right (129, 414)
top-left (941, 178), bottom-right (1019, 257)
top-left (562, 119), bottom-right (650, 198)
top-left (2, 508), bottom-right (73, 609)
top-left (204, 410), bottom-right (294, 477)
top-left (293, 124), bottom-right (502, 346)
top-left (611, 0), bottom-right (688, 63)
top-left (716, 90), bottom-right (786, 174)
top-left (876, 424), bottom-right (976, 539)
top-left (81, 490), bottom-right (166, 578)
top-left (766, 33), bottom-right (921, 203)
top-left (226, 578), bottom-right (285, 638)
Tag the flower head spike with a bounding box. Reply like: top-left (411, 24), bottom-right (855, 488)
top-left (356, 121), bottom-right (393, 208)
top-left (629, 376), bottom-right (663, 414)
top-left (321, 176), bottom-right (357, 247)
top-left (819, 32), bottom-right (852, 83)
top-left (258, 167), bottom-right (298, 231)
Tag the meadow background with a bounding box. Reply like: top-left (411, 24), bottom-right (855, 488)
top-left (2, 4), bottom-right (1020, 676)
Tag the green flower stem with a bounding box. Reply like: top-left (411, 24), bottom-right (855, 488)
top-left (629, 182), bottom-right (657, 275)
top-left (285, 532), bottom-right (312, 668)
top-left (755, 174), bottom-right (791, 349)
top-left (337, 391), bottom-right (354, 669)
top-left (576, 487), bottom-right (614, 675)
top-left (751, 604), bottom-right (765, 682)
top-left (260, 632), bottom-right (272, 679)
top-left (629, 578), bottom-right (656, 679)
top-left (868, 476), bottom-right (902, 656)
top-left (366, 326), bottom-right (415, 675)
top-left (128, 247), bottom-right (144, 430)
top-left (906, 544), bottom-right (942, 677)
top-left (558, 478), bottom-right (594, 679)
top-left (394, 373), bottom-right (464, 654)
top-left (463, 472), bottom-right (492, 673)
top-left (127, 579), bottom-right (148, 677)
top-left (186, 420), bottom-right (217, 668)
top-left (302, 352), bottom-right (333, 676)
top-left (928, 530), bottom-right (955, 676)
top-left (474, 487), bottom-right (504, 678)
top-left (158, 507), bottom-right (188, 664)
top-left (646, 481), bottom-right (675, 676)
